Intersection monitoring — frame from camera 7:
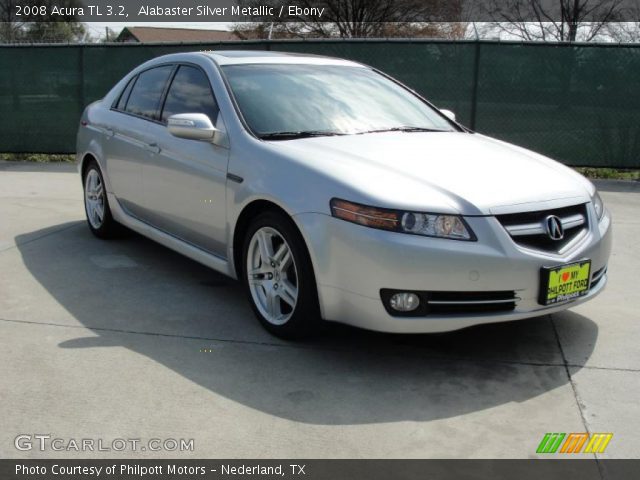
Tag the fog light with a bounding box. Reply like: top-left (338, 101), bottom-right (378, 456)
top-left (389, 292), bottom-right (420, 312)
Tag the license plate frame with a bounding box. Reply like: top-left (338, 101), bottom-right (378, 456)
top-left (538, 260), bottom-right (592, 306)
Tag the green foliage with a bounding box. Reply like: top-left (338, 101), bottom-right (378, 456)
top-left (0, 0), bottom-right (88, 43)
top-left (0, 153), bottom-right (75, 162)
top-left (21, 21), bottom-right (88, 43)
top-left (574, 167), bottom-right (640, 180)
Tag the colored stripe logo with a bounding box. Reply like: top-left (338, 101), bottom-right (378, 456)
top-left (537, 433), bottom-right (612, 454)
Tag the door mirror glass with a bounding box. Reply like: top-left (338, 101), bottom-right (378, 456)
top-left (440, 109), bottom-right (456, 122)
top-left (167, 113), bottom-right (218, 141)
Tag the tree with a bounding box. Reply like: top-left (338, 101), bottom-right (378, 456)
top-left (601, 2), bottom-right (640, 42)
top-left (0, 0), bottom-right (26, 42)
top-left (233, 0), bottom-right (465, 39)
top-left (0, 0), bottom-right (87, 43)
top-left (603, 22), bottom-right (640, 42)
top-left (20, 21), bottom-right (88, 42)
top-left (480, 0), bottom-right (624, 42)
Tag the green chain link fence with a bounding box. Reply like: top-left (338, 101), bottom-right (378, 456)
top-left (1, 39), bottom-right (638, 167)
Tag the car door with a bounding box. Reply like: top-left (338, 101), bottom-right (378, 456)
top-left (105, 65), bottom-right (174, 218)
top-left (141, 64), bottom-right (230, 257)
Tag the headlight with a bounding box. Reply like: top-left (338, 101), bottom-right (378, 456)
top-left (330, 199), bottom-right (475, 241)
top-left (592, 191), bottom-right (605, 221)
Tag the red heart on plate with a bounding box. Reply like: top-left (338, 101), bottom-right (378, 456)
top-left (562, 272), bottom-right (570, 282)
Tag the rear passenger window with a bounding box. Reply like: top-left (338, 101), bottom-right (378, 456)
top-left (161, 65), bottom-right (218, 123)
top-left (125, 65), bottom-right (173, 120)
top-left (115, 76), bottom-right (136, 111)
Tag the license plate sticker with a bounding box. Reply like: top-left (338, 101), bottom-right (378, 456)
top-left (539, 260), bottom-right (591, 306)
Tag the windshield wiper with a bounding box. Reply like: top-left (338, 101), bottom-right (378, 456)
top-left (356, 126), bottom-right (450, 134)
top-left (259, 130), bottom-right (346, 140)
top-left (260, 127), bottom-right (449, 140)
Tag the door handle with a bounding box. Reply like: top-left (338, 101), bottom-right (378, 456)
top-left (146, 142), bottom-right (161, 154)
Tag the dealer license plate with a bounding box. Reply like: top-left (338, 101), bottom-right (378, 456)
top-left (539, 260), bottom-right (591, 306)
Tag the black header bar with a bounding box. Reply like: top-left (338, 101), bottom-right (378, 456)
top-left (4, 0), bottom-right (640, 23)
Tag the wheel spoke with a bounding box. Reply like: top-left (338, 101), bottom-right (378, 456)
top-left (279, 249), bottom-right (293, 271)
top-left (248, 270), bottom-right (266, 286)
top-left (266, 287), bottom-right (281, 319)
top-left (249, 266), bottom-right (269, 277)
top-left (95, 181), bottom-right (103, 198)
top-left (256, 230), bottom-right (274, 262)
top-left (273, 243), bottom-right (288, 263)
top-left (94, 202), bottom-right (104, 221)
top-left (256, 284), bottom-right (268, 304)
top-left (279, 279), bottom-right (298, 308)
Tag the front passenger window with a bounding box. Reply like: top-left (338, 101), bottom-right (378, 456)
top-left (125, 65), bottom-right (173, 120)
top-left (161, 65), bottom-right (218, 123)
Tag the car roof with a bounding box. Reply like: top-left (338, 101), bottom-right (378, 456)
top-left (200, 50), bottom-right (364, 67)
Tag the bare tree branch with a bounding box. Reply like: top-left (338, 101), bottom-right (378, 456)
top-left (480, 0), bottom-right (625, 42)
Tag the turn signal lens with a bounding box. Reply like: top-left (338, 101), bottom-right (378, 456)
top-left (330, 199), bottom-right (475, 241)
top-left (330, 199), bottom-right (399, 231)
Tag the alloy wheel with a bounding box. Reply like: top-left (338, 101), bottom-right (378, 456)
top-left (246, 226), bottom-right (299, 325)
top-left (84, 169), bottom-right (105, 229)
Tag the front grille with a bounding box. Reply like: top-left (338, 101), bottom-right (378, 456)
top-left (496, 204), bottom-right (589, 253)
top-left (380, 289), bottom-right (518, 317)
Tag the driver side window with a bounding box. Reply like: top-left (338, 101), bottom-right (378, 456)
top-left (161, 65), bottom-right (219, 124)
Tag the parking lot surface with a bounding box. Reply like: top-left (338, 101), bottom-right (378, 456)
top-left (1, 162), bottom-right (638, 459)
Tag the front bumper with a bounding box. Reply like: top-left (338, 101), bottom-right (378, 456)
top-left (294, 205), bottom-right (612, 333)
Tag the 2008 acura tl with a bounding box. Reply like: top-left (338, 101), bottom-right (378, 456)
top-left (77, 51), bottom-right (612, 338)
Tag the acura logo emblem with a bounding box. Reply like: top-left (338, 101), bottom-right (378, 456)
top-left (545, 215), bottom-right (564, 241)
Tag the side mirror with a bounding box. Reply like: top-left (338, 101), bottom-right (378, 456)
top-left (167, 113), bottom-right (218, 141)
top-left (440, 109), bottom-right (456, 122)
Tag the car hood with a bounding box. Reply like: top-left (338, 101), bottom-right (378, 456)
top-left (273, 132), bottom-right (594, 215)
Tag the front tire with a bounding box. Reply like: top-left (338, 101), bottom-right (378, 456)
top-left (83, 161), bottom-right (117, 238)
top-left (242, 211), bottom-right (321, 339)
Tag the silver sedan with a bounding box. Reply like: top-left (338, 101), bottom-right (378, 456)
top-left (77, 51), bottom-right (612, 338)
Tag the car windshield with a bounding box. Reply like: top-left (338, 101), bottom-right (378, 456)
top-left (221, 64), bottom-right (457, 139)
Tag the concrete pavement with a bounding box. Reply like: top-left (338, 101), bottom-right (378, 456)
top-left (0, 162), bottom-right (638, 459)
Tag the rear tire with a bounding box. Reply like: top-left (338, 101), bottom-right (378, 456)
top-left (242, 211), bottom-right (321, 339)
top-left (83, 160), bottom-right (117, 239)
